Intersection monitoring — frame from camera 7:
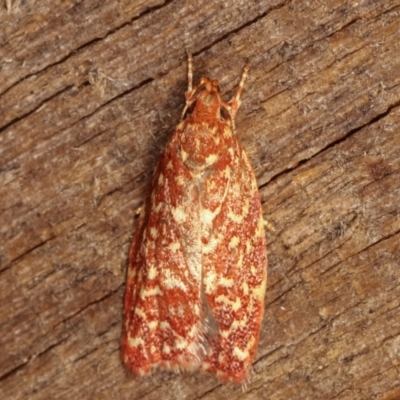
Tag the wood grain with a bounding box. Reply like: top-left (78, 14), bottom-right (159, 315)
top-left (1, 0), bottom-right (400, 399)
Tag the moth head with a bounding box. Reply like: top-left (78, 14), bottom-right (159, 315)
top-left (200, 77), bottom-right (219, 93)
top-left (190, 77), bottom-right (231, 123)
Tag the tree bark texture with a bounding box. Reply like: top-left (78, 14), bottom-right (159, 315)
top-left (1, 0), bottom-right (400, 399)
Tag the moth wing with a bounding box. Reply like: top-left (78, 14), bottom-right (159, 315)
top-left (201, 133), bottom-right (267, 383)
top-left (121, 133), bottom-right (206, 375)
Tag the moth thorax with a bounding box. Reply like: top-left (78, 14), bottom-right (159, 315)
top-left (193, 91), bottom-right (221, 121)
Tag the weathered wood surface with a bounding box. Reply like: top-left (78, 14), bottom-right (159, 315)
top-left (1, 0), bottom-right (400, 399)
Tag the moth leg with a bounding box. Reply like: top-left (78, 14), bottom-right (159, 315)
top-left (263, 218), bottom-right (275, 232)
top-left (219, 100), bottom-right (236, 131)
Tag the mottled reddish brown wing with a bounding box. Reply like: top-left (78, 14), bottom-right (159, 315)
top-left (200, 130), bottom-right (267, 383)
top-left (122, 122), bottom-right (207, 374)
top-left (122, 118), bottom-right (266, 383)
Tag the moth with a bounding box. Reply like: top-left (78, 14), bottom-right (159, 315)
top-left (121, 54), bottom-right (267, 383)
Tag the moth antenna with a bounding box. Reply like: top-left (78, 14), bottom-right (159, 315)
top-left (187, 52), bottom-right (193, 92)
top-left (181, 53), bottom-right (197, 119)
top-left (235, 62), bottom-right (250, 103)
top-left (230, 62), bottom-right (250, 120)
